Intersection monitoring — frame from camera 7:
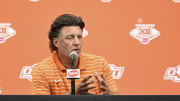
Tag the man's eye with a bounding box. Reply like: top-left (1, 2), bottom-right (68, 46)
top-left (78, 35), bottom-right (82, 39)
top-left (68, 37), bottom-right (73, 39)
top-left (67, 36), bottom-right (74, 39)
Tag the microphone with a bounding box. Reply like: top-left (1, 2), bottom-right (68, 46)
top-left (69, 51), bottom-right (79, 63)
top-left (68, 51), bottom-right (80, 95)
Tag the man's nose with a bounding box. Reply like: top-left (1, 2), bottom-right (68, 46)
top-left (73, 37), bottom-right (80, 46)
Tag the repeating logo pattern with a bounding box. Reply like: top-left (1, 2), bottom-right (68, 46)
top-left (19, 63), bottom-right (124, 81)
top-left (82, 29), bottom-right (88, 38)
top-left (109, 64), bottom-right (124, 79)
top-left (164, 65), bottom-right (180, 83)
top-left (172, 0), bottom-right (180, 3)
top-left (0, 88), bottom-right (1, 94)
top-left (0, 23), bottom-right (16, 44)
top-left (101, 0), bottom-right (112, 3)
top-left (19, 64), bottom-right (37, 81)
top-left (130, 24), bottom-right (160, 44)
top-left (29, 0), bottom-right (39, 2)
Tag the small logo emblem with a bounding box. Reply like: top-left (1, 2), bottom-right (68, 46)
top-left (19, 64), bottom-right (37, 81)
top-left (130, 24), bottom-right (160, 44)
top-left (0, 88), bottom-right (2, 94)
top-left (67, 69), bottom-right (80, 79)
top-left (164, 65), bottom-right (180, 83)
top-left (82, 29), bottom-right (88, 38)
top-left (29, 0), bottom-right (39, 2)
top-left (172, 0), bottom-right (180, 3)
top-left (110, 64), bottom-right (124, 79)
top-left (0, 23), bottom-right (16, 44)
top-left (54, 79), bottom-right (61, 83)
top-left (101, 0), bottom-right (112, 3)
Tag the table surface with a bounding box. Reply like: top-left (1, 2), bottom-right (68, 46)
top-left (0, 95), bottom-right (180, 101)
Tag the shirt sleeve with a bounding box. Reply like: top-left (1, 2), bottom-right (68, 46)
top-left (32, 64), bottom-right (51, 95)
top-left (102, 58), bottom-right (119, 95)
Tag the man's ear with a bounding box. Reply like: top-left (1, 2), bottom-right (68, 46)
top-left (53, 38), bottom-right (59, 48)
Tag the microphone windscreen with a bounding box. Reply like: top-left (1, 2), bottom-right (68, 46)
top-left (69, 51), bottom-right (79, 59)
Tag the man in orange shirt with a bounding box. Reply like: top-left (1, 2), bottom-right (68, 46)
top-left (32, 14), bottom-right (119, 95)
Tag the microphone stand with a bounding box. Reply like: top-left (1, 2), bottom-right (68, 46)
top-left (71, 56), bottom-right (75, 95)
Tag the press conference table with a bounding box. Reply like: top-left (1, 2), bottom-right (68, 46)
top-left (0, 95), bottom-right (180, 101)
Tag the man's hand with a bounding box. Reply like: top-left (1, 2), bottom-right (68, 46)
top-left (95, 72), bottom-right (113, 95)
top-left (75, 75), bottom-right (96, 95)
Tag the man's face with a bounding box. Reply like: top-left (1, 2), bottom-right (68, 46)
top-left (53, 26), bottom-right (83, 58)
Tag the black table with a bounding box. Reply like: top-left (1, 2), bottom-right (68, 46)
top-left (0, 95), bottom-right (180, 101)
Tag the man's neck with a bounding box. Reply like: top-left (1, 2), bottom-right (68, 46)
top-left (57, 52), bottom-right (78, 69)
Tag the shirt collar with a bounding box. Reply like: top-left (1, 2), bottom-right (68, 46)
top-left (53, 51), bottom-right (87, 71)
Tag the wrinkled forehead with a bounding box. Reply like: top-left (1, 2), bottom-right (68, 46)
top-left (60, 26), bottom-right (83, 36)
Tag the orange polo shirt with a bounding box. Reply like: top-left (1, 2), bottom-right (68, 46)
top-left (32, 52), bottom-right (119, 95)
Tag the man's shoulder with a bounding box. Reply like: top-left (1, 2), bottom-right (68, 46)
top-left (81, 53), bottom-right (107, 62)
top-left (33, 56), bottom-right (55, 71)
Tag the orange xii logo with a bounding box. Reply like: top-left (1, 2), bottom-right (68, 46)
top-left (0, 23), bottom-right (16, 44)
